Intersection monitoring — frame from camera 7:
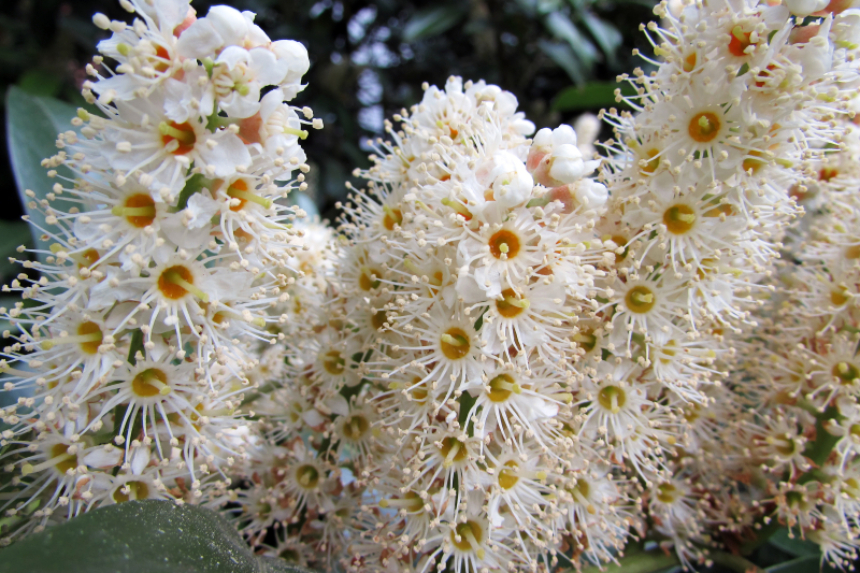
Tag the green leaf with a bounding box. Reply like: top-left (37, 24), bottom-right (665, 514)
top-left (552, 80), bottom-right (637, 111)
top-left (767, 528), bottom-right (821, 558)
top-left (581, 13), bottom-right (622, 67)
top-left (0, 221), bottom-right (31, 278)
top-left (544, 12), bottom-right (597, 68)
top-left (402, 6), bottom-right (468, 43)
top-left (175, 173), bottom-right (212, 211)
top-left (17, 69), bottom-right (63, 98)
top-left (764, 555), bottom-right (821, 573)
top-left (458, 390), bottom-right (478, 436)
top-left (6, 86), bottom-right (81, 262)
top-left (538, 40), bottom-right (585, 85)
top-left (0, 500), bottom-right (315, 573)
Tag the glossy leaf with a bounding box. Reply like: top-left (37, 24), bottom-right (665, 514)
top-left (402, 6), bottom-right (468, 43)
top-left (581, 13), bottom-right (623, 67)
top-left (767, 528), bottom-right (821, 558)
top-left (538, 40), bottom-right (585, 85)
top-left (552, 80), bottom-right (636, 111)
top-left (6, 86), bottom-right (80, 262)
top-left (764, 555), bottom-right (821, 573)
top-left (0, 221), bottom-right (31, 278)
top-left (0, 500), bottom-right (315, 573)
top-left (544, 12), bottom-right (597, 68)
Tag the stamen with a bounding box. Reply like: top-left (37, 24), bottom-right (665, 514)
top-left (632, 292), bottom-right (654, 304)
top-left (164, 271), bottom-right (209, 302)
top-left (440, 198), bottom-right (473, 219)
top-left (158, 122), bottom-right (195, 144)
top-left (443, 441), bottom-right (461, 468)
top-left (503, 295), bottom-right (530, 309)
top-left (282, 127), bottom-right (309, 140)
top-left (41, 331), bottom-right (103, 351)
top-left (227, 188), bottom-right (273, 209)
top-left (440, 334), bottom-right (466, 346)
top-left (21, 452), bottom-right (75, 475)
top-left (111, 206), bottom-right (156, 217)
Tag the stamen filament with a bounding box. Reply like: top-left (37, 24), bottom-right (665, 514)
top-left (441, 334), bottom-right (466, 347)
top-left (22, 452), bottom-right (75, 475)
top-left (283, 127), bottom-right (309, 140)
top-left (227, 188), bottom-right (273, 209)
top-left (461, 526), bottom-right (482, 557)
top-left (165, 272), bottom-right (209, 303)
top-left (111, 206), bottom-right (156, 217)
top-left (503, 296), bottom-right (530, 309)
top-left (41, 331), bottom-right (103, 351)
top-left (158, 122), bottom-right (195, 144)
top-left (441, 198), bottom-right (473, 219)
top-left (632, 292), bottom-right (654, 305)
top-left (443, 441), bottom-right (461, 468)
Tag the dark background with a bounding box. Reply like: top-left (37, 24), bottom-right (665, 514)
top-left (0, 0), bottom-right (657, 222)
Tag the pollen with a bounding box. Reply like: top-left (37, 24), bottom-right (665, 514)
top-left (488, 229), bottom-right (521, 259)
top-left (688, 112), bottom-right (721, 143)
top-left (159, 121), bottom-right (197, 155)
top-left (497, 460), bottom-right (519, 490)
top-left (77, 321), bottom-right (104, 355)
top-left (113, 193), bottom-right (156, 228)
top-left (440, 327), bottom-right (471, 360)
top-left (131, 368), bottom-right (170, 397)
top-left (323, 350), bottom-right (346, 375)
top-left (727, 25), bottom-right (752, 57)
top-left (158, 265), bottom-right (207, 301)
top-left (597, 385), bottom-right (627, 413)
top-left (625, 285), bottom-right (656, 314)
top-left (112, 480), bottom-right (150, 503)
top-left (341, 414), bottom-right (370, 441)
top-left (358, 268), bottom-right (381, 291)
top-left (663, 204), bottom-right (697, 234)
top-left (833, 362), bottom-right (859, 385)
top-left (487, 373), bottom-right (521, 403)
top-left (495, 288), bottom-right (529, 318)
top-left (439, 436), bottom-right (468, 467)
top-left (656, 482), bottom-right (678, 503)
top-left (295, 464), bottom-right (320, 489)
top-left (451, 520), bottom-right (484, 555)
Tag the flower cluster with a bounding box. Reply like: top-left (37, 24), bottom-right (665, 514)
top-left (3, 0), bottom-right (860, 572)
top-left (243, 2), bottom-right (860, 572)
top-left (0, 0), bottom-right (318, 543)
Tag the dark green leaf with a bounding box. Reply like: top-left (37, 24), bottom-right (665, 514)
top-left (0, 221), bottom-right (31, 278)
top-left (552, 80), bottom-right (637, 111)
top-left (538, 40), bottom-right (585, 85)
top-left (402, 6), bottom-right (468, 43)
top-left (581, 13), bottom-right (622, 67)
top-left (127, 329), bottom-right (146, 366)
top-left (458, 390), bottom-right (478, 435)
top-left (17, 69), bottom-right (62, 98)
top-left (175, 173), bottom-right (212, 211)
top-left (6, 87), bottom-right (81, 262)
top-left (0, 500), bottom-right (315, 573)
top-left (764, 555), bottom-right (821, 573)
top-left (767, 528), bottom-right (821, 558)
top-left (544, 12), bottom-right (597, 68)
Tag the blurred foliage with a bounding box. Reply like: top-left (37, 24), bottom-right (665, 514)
top-left (0, 0), bottom-right (657, 223)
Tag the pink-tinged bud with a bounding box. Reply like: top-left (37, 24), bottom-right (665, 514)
top-left (174, 8), bottom-right (197, 37)
top-left (548, 185), bottom-right (576, 213)
top-left (238, 113), bottom-right (263, 145)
